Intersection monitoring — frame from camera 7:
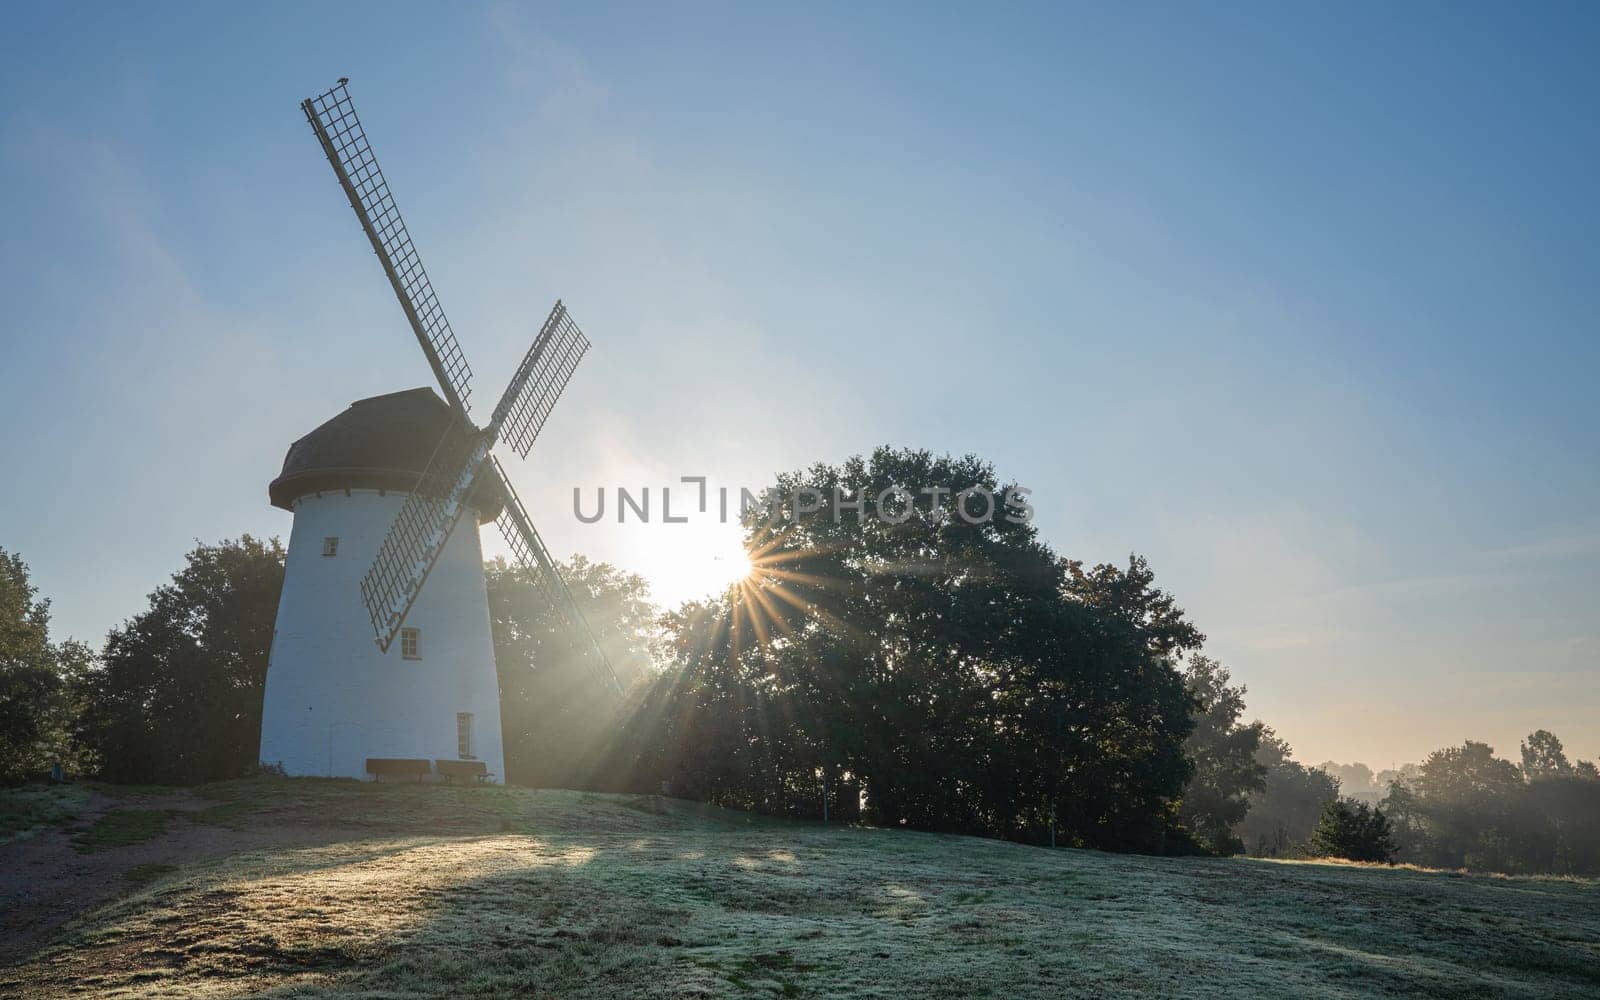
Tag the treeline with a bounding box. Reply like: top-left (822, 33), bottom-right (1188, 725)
top-left (4, 447), bottom-right (1598, 875)
top-left (0, 537), bottom-right (659, 789)
top-left (1175, 647), bottom-right (1600, 873)
top-left (1382, 735), bottom-right (1600, 875)
top-left (0, 537), bottom-right (286, 786)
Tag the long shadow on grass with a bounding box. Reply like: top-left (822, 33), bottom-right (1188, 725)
top-left (12, 797), bottom-right (1600, 1000)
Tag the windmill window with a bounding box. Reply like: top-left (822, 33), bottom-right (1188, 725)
top-left (322, 536), bottom-right (339, 557)
top-left (400, 628), bottom-right (421, 659)
top-left (457, 712), bottom-right (475, 759)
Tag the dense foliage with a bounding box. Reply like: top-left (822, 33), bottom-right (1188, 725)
top-left (1241, 731), bottom-right (1600, 874)
top-left (1178, 656), bottom-right (1265, 854)
top-left (1381, 736), bottom-right (1600, 875)
top-left (1308, 798), bottom-right (1397, 863)
top-left (487, 555), bottom-right (660, 787)
top-left (79, 536), bottom-right (284, 785)
top-left (0, 549), bottom-right (94, 782)
top-left (605, 448), bottom-right (1200, 851)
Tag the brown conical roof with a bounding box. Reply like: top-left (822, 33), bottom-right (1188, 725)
top-left (268, 387), bottom-right (505, 522)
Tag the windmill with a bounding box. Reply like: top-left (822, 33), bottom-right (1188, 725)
top-left (258, 79), bottom-right (617, 784)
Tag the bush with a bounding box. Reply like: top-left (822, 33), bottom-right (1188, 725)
top-left (1309, 797), bottom-right (1396, 863)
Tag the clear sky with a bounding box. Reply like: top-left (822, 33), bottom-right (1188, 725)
top-left (2, 2), bottom-right (1596, 770)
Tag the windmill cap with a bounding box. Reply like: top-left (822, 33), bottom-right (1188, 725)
top-left (268, 387), bottom-right (505, 522)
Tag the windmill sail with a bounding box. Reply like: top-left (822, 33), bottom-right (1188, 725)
top-left (359, 425), bottom-right (491, 652)
top-left (302, 80), bottom-right (474, 415)
top-left (496, 302), bottom-right (590, 460)
top-left (490, 457), bottom-right (622, 694)
top-left (358, 301), bottom-right (596, 656)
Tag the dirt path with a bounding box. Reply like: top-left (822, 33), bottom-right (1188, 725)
top-left (0, 790), bottom-right (341, 967)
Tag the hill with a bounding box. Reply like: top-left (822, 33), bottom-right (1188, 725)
top-left (2, 779), bottom-right (1596, 998)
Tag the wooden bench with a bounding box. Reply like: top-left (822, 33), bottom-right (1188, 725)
top-left (366, 758), bottom-right (432, 782)
top-left (435, 759), bottom-right (493, 784)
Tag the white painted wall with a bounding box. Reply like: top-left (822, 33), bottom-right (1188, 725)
top-left (260, 490), bottom-right (506, 782)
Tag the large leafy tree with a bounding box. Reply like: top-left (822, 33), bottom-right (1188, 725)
top-left (1178, 655), bottom-right (1265, 854)
top-left (0, 547), bottom-right (60, 782)
top-left (1062, 554), bottom-right (1205, 658)
top-left (0, 548), bottom-right (93, 781)
top-left (80, 536), bottom-right (284, 785)
top-left (616, 447), bottom-right (1196, 851)
top-left (486, 555), bottom-right (661, 788)
top-left (1409, 740), bottom-right (1530, 870)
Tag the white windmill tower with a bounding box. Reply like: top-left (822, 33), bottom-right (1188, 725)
top-left (260, 79), bottom-right (619, 783)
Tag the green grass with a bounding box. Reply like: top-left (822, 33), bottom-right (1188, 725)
top-left (71, 808), bottom-right (173, 853)
top-left (4, 779), bottom-right (1597, 998)
top-left (124, 862), bottom-right (180, 886)
top-left (0, 783), bottom-right (90, 843)
top-left (190, 799), bottom-right (255, 826)
top-left (93, 783), bottom-right (181, 797)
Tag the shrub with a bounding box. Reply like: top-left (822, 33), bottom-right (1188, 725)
top-left (1309, 797), bottom-right (1396, 863)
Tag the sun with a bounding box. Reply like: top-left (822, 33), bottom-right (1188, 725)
top-left (719, 544), bottom-right (754, 585)
top-left (684, 528), bottom-right (755, 600)
top-left (627, 520), bottom-right (756, 608)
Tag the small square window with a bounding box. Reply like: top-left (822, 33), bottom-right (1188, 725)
top-left (457, 712), bottom-right (475, 759)
top-left (322, 537), bottom-right (339, 558)
top-left (400, 628), bottom-right (420, 659)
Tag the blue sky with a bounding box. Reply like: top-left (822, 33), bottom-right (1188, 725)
top-left (1, 2), bottom-right (1596, 768)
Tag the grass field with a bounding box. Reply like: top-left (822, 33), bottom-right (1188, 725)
top-left (2, 779), bottom-right (1596, 998)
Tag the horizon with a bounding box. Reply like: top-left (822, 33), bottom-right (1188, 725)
top-left (2, 2), bottom-right (1597, 771)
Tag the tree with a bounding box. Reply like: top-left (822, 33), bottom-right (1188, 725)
top-left (486, 555), bottom-right (661, 788)
top-left (80, 536), bottom-right (284, 785)
top-left (615, 448), bottom-right (1197, 852)
top-left (46, 639), bottom-right (97, 778)
top-left (0, 548), bottom-right (92, 782)
top-left (1178, 655), bottom-right (1265, 854)
top-left (1234, 730), bottom-right (1339, 857)
top-left (1525, 770), bottom-right (1600, 875)
top-left (1520, 729), bottom-right (1572, 781)
top-left (0, 547), bottom-right (59, 782)
top-left (1309, 798), bottom-right (1396, 863)
top-left (1378, 777), bottom-right (1426, 861)
top-left (1063, 554), bottom-right (1204, 658)
top-left (1416, 732), bottom-right (1600, 875)
top-left (1379, 739), bottom-right (1597, 874)
top-left (1408, 741), bottom-right (1529, 871)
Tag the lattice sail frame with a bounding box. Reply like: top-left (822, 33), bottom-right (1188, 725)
top-left (496, 302), bottom-right (590, 460)
top-left (359, 427), bottom-right (492, 652)
top-left (490, 457), bottom-right (622, 693)
top-left (302, 80), bottom-right (474, 415)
